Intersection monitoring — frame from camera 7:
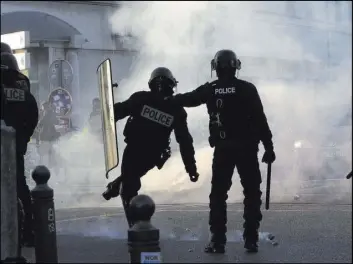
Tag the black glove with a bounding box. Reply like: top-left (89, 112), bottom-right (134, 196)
top-left (262, 149), bottom-right (276, 164)
top-left (188, 172), bottom-right (199, 182)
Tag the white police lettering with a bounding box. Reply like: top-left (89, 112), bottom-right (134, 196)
top-left (4, 87), bottom-right (25, 101)
top-left (214, 87), bottom-right (236, 95)
top-left (141, 105), bottom-right (174, 127)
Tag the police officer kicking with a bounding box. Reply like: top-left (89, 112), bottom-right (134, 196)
top-left (171, 50), bottom-right (276, 253)
top-left (1, 43), bottom-right (39, 247)
top-left (102, 67), bottom-right (199, 227)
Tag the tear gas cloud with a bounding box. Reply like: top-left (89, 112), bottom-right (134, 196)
top-left (32, 1), bottom-right (352, 208)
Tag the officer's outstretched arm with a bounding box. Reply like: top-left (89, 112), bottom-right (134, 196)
top-left (173, 83), bottom-right (210, 108)
top-left (250, 85), bottom-right (274, 151)
top-left (174, 108), bottom-right (197, 175)
top-left (113, 91), bottom-right (145, 121)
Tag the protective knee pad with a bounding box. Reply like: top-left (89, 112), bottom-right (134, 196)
top-left (209, 188), bottom-right (229, 204)
top-left (243, 188), bottom-right (262, 207)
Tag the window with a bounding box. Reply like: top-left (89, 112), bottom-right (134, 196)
top-left (311, 1), bottom-right (328, 22)
top-left (333, 1), bottom-right (353, 24)
top-left (294, 1), bottom-right (313, 20)
top-left (255, 1), bottom-right (287, 16)
top-left (328, 32), bottom-right (352, 65)
top-left (285, 1), bottom-right (297, 17)
top-left (335, 1), bottom-right (342, 23)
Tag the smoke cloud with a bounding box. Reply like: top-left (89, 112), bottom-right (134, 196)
top-left (108, 1), bottom-right (352, 205)
top-left (26, 1), bottom-right (352, 208)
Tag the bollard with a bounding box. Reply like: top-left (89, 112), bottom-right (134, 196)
top-left (31, 166), bottom-right (58, 263)
top-left (128, 195), bottom-right (161, 264)
top-left (1, 120), bottom-right (27, 263)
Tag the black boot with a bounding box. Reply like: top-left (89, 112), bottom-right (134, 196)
top-left (204, 234), bottom-right (226, 254)
top-left (244, 238), bottom-right (258, 253)
top-left (204, 241), bottom-right (225, 254)
top-left (102, 177), bottom-right (122, 200)
top-left (243, 230), bottom-right (259, 253)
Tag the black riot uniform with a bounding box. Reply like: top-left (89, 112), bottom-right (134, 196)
top-left (102, 67), bottom-right (199, 227)
top-left (172, 50), bottom-right (276, 253)
top-left (1, 49), bottom-right (39, 247)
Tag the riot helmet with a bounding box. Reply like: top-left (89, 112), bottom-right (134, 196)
top-left (148, 67), bottom-right (178, 96)
top-left (1, 52), bottom-right (20, 71)
top-left (211, 49), bottom-right (241, 79)
top-left (1, 52), bottom-right (30, 91)
top-left (1, 42), bottom-right (13, 54)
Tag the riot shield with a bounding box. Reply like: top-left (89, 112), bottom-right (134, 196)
top-left (97, 59), bottom-right (119, 179)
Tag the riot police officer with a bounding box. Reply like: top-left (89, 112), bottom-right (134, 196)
top-left (171, 50), bottom-right (276, 253)
top-left (1, 47), bottom-right (39, 247)
top-left (102, 67), bottom-right (199, 227)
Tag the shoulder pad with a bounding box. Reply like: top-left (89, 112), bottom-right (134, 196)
top-left (207, 80), bottom-right (218, 87)
top-left (17, 72), bottom-right (30, 91)
top-left (238, 78), bottom-right (255, 88)
top-left (130, 90), bottom-right (148, 99)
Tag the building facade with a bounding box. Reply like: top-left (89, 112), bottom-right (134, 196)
top-left (1, 1), bottom-right (136, 127)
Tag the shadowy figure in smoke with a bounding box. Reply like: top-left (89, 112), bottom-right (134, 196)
top-left (102, 67), bottom-right (199, 227)
top-left (36, 101), bottom-right (61, 172)
top-left (86, 97), bottom-right (103, 140)
top-left (171, 50), bottom-right (276, 254)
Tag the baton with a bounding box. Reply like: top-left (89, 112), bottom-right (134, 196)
top-left (347, 171), bottom-right (352, 179)
top-left (265, 163), bottom-right (272, 210)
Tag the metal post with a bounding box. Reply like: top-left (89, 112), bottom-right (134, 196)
top-left (127, 195), bottom-right (161, 264)
top-left (1, 120), bottom-right (27, 263)
top-left (31, 166), bottom-right (58, 263)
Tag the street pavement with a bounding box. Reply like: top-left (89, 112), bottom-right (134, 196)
top-left (22, 203), bottom-right (352, 263)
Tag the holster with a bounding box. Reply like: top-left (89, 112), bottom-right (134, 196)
top-left (156, 146), bottom-right (171, 170)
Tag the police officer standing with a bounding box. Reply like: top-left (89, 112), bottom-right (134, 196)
top-left (1, 43), bottom-right (39, 247)
top-left (102, 67), bottom-right (199, 227)
top-left (171, 50), bottom-right (276, 253)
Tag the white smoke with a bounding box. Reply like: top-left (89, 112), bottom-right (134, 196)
top-left (107, 1), bottom-right (352, 204)
top-left (27, 1), bottom-right (352, 208)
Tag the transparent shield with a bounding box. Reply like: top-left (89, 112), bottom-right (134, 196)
top-left (97, 59), bottom-right (119, 179)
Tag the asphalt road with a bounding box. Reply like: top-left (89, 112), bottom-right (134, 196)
top-left (22, 203), bottom-right (352, 263)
